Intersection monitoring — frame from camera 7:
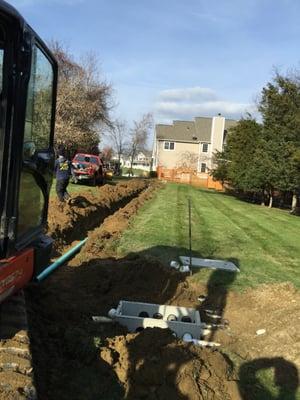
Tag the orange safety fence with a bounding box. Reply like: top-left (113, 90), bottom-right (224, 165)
top-left (156, 167), bottom-right (224, 191)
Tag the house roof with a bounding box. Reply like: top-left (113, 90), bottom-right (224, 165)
top-left (139, 150), bottom-right (152, 157)
top-left (194, 117), bottom-right (213, 142)
top-left (156, 116), bottom-right (238, 143)
top-left (156, 121), bottom-right (199, 143)
top-left (156, 117), bottom-right (212, 143)
top-left (156, 124), bottom-right (174, 140)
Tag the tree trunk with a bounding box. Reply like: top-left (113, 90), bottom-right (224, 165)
top-left (260, 190), bottom-right (265, 206)
top-left (290, 192), bottom-right (300, 215)
top-left (130, 154), bottom-right (134, 176)
top-left (268, 192), bottom-right (273, 208)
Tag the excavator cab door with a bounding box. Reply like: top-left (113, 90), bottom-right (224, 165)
top-left (0, 2), bottom-right (57, 259)
top-left (17, 43), bottom-right (56, 247)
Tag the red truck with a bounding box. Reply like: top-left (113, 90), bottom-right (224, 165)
top-left (71, 153), bottom-right (104, 186)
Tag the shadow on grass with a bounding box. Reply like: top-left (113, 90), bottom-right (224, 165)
top-left (238, 357), bottom-right (299, 400)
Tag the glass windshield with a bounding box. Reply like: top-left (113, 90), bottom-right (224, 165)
top-left (18, 45), bottom-right (55, 238)
top-left (0, 48), bottom-right (3, 92)
top-left (74, 155), bottom-right (98, 164)
top-left (0, 26), bottom-right (3, 90)
top-left (24, 45), bottom-right (53, 152)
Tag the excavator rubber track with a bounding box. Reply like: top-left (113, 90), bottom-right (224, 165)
top-left (0, 291), bottom-right (37, 400)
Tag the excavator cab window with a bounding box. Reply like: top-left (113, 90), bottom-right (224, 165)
top-left (18, 45), bottom-right (55, 239)
top-left (0, 2), bottom-right (57, 257)
top-left (0, 27), bottom-right (3, 89)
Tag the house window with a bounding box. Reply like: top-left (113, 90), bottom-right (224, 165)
top-left (202, 143), bottom-right (208, 153)
top-left (200, 163), bottom-right (206, 173)
top-left (164, 141), bottom-right (175, 150)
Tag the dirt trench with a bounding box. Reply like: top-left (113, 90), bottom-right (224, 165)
top-left (47, 179), bottom-right (151, 251)
top-left (0, 179), bottom-right (154, 400)
top-left (25, 179), bottom-right (241, 400)
top-left (25, 179), bottom-right (300, 400)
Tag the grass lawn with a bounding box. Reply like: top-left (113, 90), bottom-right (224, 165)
top-left (50, 176), bottom-right (131, 197)
top-left (116, 183), bottom-right (300, 291)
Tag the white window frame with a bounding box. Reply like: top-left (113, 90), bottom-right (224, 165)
top-left (164, 141), bottom-right (175, 151)
top-left (202, 143), bottom-right (209, 153)
top-left (200, 163), bottom-right (207, 173)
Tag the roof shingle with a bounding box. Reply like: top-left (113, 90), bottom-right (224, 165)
top-left (156, 116), bottom-right (238, 143)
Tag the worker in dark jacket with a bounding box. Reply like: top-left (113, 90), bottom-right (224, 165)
top-left (55, 148), bottom-right (72, 203)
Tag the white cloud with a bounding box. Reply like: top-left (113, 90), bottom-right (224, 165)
top-left (155, 86), bottom-right (257, 123)
top-left (159, 86), bottom-right (217, 102)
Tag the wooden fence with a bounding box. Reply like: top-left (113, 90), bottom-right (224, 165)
top-left (156, 167), bottom-right (224, 191)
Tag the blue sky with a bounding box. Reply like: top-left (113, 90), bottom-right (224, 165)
top-left (9, 0), bottom-right (300, 125)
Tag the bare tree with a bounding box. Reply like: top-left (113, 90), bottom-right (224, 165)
top-left (105, 119), bottom-right (128, 165)
top-left (100, 146), bottom-right (113, 162)
top-left (127, 113), bottom-right (153, 176)
top-left (50, 41), bottom-right (113, 155)
top-left (177, 151), bottom-right (199, 170)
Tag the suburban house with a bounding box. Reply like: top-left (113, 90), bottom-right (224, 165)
top-left (111, 151), bottom-right (152, 173)
top-left (152, 115), bottom-right (237, 189)
top-left (122, 151), bottom-right (152, 171)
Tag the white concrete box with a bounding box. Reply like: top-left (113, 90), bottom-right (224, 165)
top-left (114, 300), bottom-right (202, 339)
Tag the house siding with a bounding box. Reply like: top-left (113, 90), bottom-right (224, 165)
top-left (153, 115), bottom-right (237, 190)
top-left (156, 140), bottom-right (199, 169)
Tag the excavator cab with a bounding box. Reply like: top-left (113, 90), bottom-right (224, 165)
top-left (0, 1), bottom-right (57, 302)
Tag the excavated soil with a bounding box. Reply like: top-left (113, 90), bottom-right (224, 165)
top-left (26, 258), bottom-right (240, 400)
top-left (24, 180), bottom-right (300, 399)
top-left (101, 328), bottom-right (239, 400)
top-left (47, 179), bottom-right (151, 251)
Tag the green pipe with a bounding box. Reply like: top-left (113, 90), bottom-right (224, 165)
top-left (36, 238), bottom-right (88, 282)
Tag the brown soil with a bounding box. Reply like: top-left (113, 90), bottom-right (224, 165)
top-left (47, 179), bottom-right (150, 251)
top-left (26, 257), bottom-right (240, 400)
top-left (102, 328), bottom-right (239, 400)
top-left (167, 279), bottom-right (300, 368)
top-left (72, 181), bottom-right (161, 262)
top-left (23, 180), bottom-right (300, 400)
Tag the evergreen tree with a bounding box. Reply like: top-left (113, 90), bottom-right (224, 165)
top-left (259, 73), bottom-right (300, 212)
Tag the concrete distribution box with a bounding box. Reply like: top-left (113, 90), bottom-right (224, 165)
top-left (114, 300), bottom-right (202, 339)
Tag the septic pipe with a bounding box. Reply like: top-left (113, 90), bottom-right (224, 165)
top-left (35, 238), bottom-right (88, 282)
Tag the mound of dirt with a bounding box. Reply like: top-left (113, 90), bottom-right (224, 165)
top-left (101, 328), bottom-right (239, 400)
top-left (48, 179), bottom-right (150, 250)
top-left (74, 182), bottom-right (161, 261)
top-left (26, 255), bottom-right (241, 400)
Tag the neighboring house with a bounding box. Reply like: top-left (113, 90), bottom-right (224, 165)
top-left (112, 151), bottom-right (152, 172)
top-left (152, 115), bottom-right (237, 188)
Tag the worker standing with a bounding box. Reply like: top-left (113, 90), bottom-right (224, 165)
top-left (55, 147), bottom-right (72, 204)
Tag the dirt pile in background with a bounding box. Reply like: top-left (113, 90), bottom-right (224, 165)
top-left (47, 179), bottom-right (150, 250)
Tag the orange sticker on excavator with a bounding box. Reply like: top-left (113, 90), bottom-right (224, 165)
top-left (0, 248), bottom-right (34, 300)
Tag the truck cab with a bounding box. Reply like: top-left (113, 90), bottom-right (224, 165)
top-left (72, 153), bottom-right (104, 186)
top-left (0, 0), bottom-right (57, 302)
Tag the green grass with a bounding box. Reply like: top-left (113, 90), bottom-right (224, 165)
top-left (116, 183), bottom-right (300, 291)
top-left (122, 167), bottom-right (149, 177)
top-left (50, 177), bottom-right (130, 197)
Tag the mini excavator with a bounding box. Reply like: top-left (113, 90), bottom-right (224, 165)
top-left (0, 0), bottom-right (57, 304)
